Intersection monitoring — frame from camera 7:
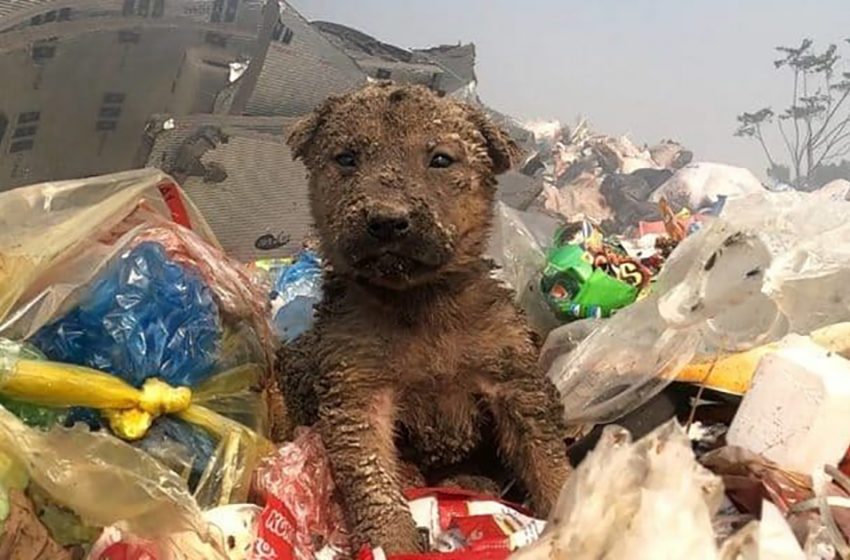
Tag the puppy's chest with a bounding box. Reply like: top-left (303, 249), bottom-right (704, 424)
top-left (386, 326), bottom-right (486, 384)
top-left (386, 330), bottom-right (493, 466)
top-left (396, 378), bottom-right (484, 467)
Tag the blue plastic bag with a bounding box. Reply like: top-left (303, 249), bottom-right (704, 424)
top-left (133, 416), bottom-right (216, 491)
top-left (271, 250), bottom-right (323, 343)
top-left (32, 242), bottom-right (222, 388)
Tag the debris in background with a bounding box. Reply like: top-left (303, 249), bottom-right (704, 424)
top-left (649, 163), bottom-right (766, 212)
top-left (547, 189), bottom-right (850, 426)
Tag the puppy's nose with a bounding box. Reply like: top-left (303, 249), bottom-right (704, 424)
top-left (367, 208), bottom-right (411, 242)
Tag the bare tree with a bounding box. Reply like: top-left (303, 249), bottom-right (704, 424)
top-left (735, 39), bottom-right (850, 187)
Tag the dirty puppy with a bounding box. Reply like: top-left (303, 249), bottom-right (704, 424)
top-left (281, 82), bottom-right (572, 553)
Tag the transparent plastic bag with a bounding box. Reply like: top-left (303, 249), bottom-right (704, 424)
top-left (548, 191), bottom-right (850, 425)
top-left (0, 405), bottom-right (215, 544)
top-left (0, 171), bottom-right (277, 509)
top-left (486, 202), bottom-right (563, 335)
top-left (272, 251), bottom-right (323, 343)
top-left (512, 421), bottom-right (724, 560)
top-left (0, 169), bottom-right (215, 340)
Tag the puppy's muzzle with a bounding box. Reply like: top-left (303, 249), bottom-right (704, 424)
top-left (366, 203), bottom-right (411, 243)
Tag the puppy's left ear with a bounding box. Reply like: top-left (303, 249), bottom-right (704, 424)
top-left (464, 106), bottom-right (523, 175)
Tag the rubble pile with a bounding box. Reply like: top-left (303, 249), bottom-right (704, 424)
top-left (510, 119), bottom-right (777, 244)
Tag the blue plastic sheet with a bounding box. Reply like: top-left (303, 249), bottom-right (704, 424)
top-left (272, 251), bottom-right (323, 343)
top-left (32, 242), bottom-right (222, 388)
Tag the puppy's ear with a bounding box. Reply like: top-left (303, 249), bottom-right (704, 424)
top-left (463, 106), bottom-right (523, 175)
top-left (287, 113), bottom-right (320, 161)
top-left (287, 97), bottom-right (338, 161)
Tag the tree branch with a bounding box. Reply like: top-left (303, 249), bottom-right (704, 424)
top-left (802, 72), bottom-right (816, 176)
top-left (777, 118), bottom-right (801, 182)
top-left (792, 70), bottom-right (802, 169)
top-left (811, 127), bottom-right (850, 171)
top-left (810, 88), bottom-right (850, 147)
top-left (814, 110), bottom-right (850, 151)
top-left (754, 124), bottom-right (777, 169)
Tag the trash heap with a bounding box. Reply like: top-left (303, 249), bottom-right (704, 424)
top-left (0, 170), bottom-right (281, 559)
top-left (1, 167), bottom-right (850, 559)
top-left (520, 184), bottom-right (850, 558)
top-left (516, 119), bottom-right (766, 237)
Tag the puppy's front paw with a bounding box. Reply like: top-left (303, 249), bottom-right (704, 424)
top-left (360, 513), bottom-right (423, 555)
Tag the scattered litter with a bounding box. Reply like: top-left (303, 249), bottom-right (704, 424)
top-left (0, 29), bottom-right (849, 557)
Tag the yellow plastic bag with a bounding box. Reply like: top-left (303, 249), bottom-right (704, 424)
top-left (676, 322), bottom-right (850, 395)
top-left (0, 338), bottom-right (272, 507)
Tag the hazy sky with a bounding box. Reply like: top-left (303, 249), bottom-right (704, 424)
top-left (295, 0), bottom-right (850, 178)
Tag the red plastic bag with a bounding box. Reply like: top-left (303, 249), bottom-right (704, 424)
top-left (251, 432), bottom-right (545, 560)
top-left (251, 428), bottom-right (349, 559)
top-left (251, 494), bottom-right (297, 560)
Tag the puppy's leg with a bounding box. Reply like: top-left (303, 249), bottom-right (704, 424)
top-left (485, 353), bottom-right (572, 517)
top-left (318, 378), bottom-right (421, 554)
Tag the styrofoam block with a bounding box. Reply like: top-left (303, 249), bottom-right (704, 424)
top-left (727, 334), bottom-right (850, 475)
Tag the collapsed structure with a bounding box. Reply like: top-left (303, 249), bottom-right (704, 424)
top-left (0, 0), bottom-right (501, 260)
top-left (0, 0), bottom-right (712, 257)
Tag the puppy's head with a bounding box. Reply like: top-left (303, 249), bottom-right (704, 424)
top-left (288, 82), bottom-right (520, 291)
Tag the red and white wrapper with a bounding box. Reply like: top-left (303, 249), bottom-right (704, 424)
top-left (358, 488), bottom-right (545, 560)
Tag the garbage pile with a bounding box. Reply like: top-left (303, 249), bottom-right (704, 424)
top-left (262, 171), bottom-right (850, 557)
top-left (526, 185), bottom-right (850, 558)
top-left (516, 120), bottom-right (766, 237)
top-left (1, 166), bottom-right (850, 560)
top-left (0, 170), bottom-right (279, 558)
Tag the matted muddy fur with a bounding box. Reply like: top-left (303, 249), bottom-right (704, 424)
top-left (277, 82), bottom-right (571, 554)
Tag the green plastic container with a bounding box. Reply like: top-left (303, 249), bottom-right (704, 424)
top-left (541, 244), bottom-right (639, 321)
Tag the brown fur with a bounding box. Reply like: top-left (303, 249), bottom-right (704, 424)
top-left (278, 82), bottom-right (572, 553)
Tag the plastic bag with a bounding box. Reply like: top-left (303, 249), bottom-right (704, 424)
top-left (548, 190), bottom-right (850, 425)
top-left (486, 202), bottom-right (563, 335)
top-left (271, 251), bottom-right (323, 343)
top-left (648, 163), bottom-right (765, 211)
top-left (0, 338), bottom-right (271, 507)
top-left (511, 421), bottom-right (724, 560)
top-left (134, 224), bottom-right (275, 358)
top-left (252, 427), bottom-right (349, 560)
top-left (0, 169), bottom-right (215, 340)
top-left (0, 171), bottom-right (278, 508)
top-left (32, 241), bottom-right (222, 388)
top-left (0, 406), bottom-right (223, 548)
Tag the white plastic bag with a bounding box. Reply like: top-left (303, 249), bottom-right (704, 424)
top-left (548, 190), bottom-right (850, 425)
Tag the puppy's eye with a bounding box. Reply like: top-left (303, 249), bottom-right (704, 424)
top-left (429, 153), bottom-right (454, 169)
top-left (334, 151), bottom-right (357, 168)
